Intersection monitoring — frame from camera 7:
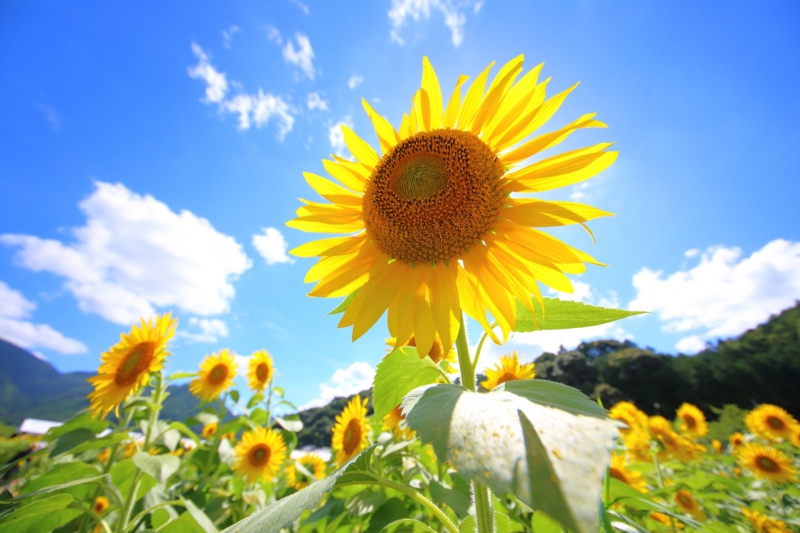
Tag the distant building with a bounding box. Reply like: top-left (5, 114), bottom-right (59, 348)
top-left (18, 418), bottom-right (62, 435)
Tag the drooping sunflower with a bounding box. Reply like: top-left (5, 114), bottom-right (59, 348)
top-left (623, 429), bottom-right (653, 462)
top-left (87, 313), bottom-right (177, 419)
top-left (735, 442), bottom-right (798, 484)
top-left (742, 508), bottom-right (792, 533)
top-left (383, 404), bottom-right (415, 440)
top-left (288, 56), bottom-right (616, 354)
top-left (189, 348), bottom-right (238, 402)
top-left (331, 396), bottom-right (370, 467)
top-left (609, 401), bottom-right (648, 436)
top-left (92, 496), bottom-right (110, 514)
top-left (745, 404), bottom-right (799, 442)
top-left (201, 422), bottom-right (218, 439)
top-left (676, 403), bottom-right (708, 438)
top-left (233, 427), bottom-right (287, 483)
top-left (247, 349), bottom-right (274, 392)
top-left (286, 453), bottom-right (327, 490)
top-left (480, 351), bottom-right (536, 390)
top-left (607, 453), bottom-right (647, 493)
top-left (674, 489), bottom-right (706, 521)
top-left (387, 333), bottom-right (457, 365)
top-left (649, 416), bottom-right (696, 462)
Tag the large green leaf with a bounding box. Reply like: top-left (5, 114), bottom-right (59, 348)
top-left (514, 297), bottom-right (645, 332)
top-left (220, 450), bottom-right (369, 533)
top-left (111, 458), bottom-right (158, 502)
top-left (402, 385), bottom-right (619, 533)
top-left (44, 412), bottom-right (108, 441)
top-left (11, 475), bottom-right (105, 501)
top-left (373, 347), bottom-right (441, 423)
top-left (429, 477), bottom-right (471, 518)
top-left (0, 494), bottom-right (77, 531)
top-left (182, 497), bottom-right (220, 533)
top-left (49, 427), bottom-right (96, 456)
top-left (133, 452), bottom-right (180, 484)
top-left (498, 380), bottom-right (607, 419)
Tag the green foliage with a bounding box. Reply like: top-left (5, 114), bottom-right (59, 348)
top-left (706, 404), bottom-right (747, 442)
top-left (514, 298), bottom-right (645, 332)
top-left (373, 347), bottom-right (441, 423)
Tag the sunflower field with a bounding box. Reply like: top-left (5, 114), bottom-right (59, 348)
top-left (2, 56), bottom-right (799, 533)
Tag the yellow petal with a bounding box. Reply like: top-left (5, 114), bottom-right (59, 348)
top-left (509, 144), bottom-right (618, 192)
top-left (290, 235), bottom-right (364, 258)
top-left (342, 125), bottom-right (380, 169)
top-left (421, 56), bottom-right (443, 130)
top-left (458, 61), bottom-right (494, 130)
top-left (443, 75), bottom-right (470, 129)
top-left (471, 55), bottom-right (524, 135)
top-left (483, 63), bottom-right (544, 141)
top-left (428, 265), bottom-right (458, 354)
top-left (500, 113), bottom-right (606, 165)
top-left (489, 77), bottom-right (551, 149)
top-left (409, 90), bottom-right (420, 135)
top-left (322, 159), bottom-right (368, 193)
top-left (287, 217), bottom-right (364, 234)
top-left (503, 199), bottom-right (614, 227)
top-left (399, 112), bottom-right (412, 140)
top-left (362, 99), bottom-right (400, 154)
top-left (411, 269), bottom-right (436, 358)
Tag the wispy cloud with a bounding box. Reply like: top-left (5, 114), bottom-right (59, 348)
top-left (188, 43), bottom-right (229, 103)
top-left (252, 227), bottom-right (294, 265)
top-left (327, 116), bottom-right (354, 159)
top-left (181, 317), bottom-right (230, 343)
top-left (222, 25), bottom-right (240, 49)
top-left (281, 33), bottom-right (316, 80)
top-left (307, 92), bottom-right (329, 111)
top-left (388, 0), bottom-right (481, 47)
top-left (2, 181), bottom-right (252, 326)
top-left (35, 102), bottom-right (62, 131)
top-left (290, 0), bottom-right (309, 15)
top-left (348, 75), bottom-right (364, 90)
top-left (301, 361), bottom-right (375, 409)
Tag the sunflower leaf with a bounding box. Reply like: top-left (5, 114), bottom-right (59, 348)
top-left (402, 384), bottom-right (619, 533)
top-left (498, 379), bottom-right (608, 419)
top-left (328, 290), bottom-right (358, 315)
top-left (219, 449), bottom-right (370, 533)
top-left (373, 347), bottom-right (442, 424)
top-left (132, 452), bottom-right (180, 484)
top-left (514, 297), bottom-right (645, 332)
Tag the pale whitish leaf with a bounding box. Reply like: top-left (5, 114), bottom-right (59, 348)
top-left (168, 421), bottom-right (200, 445)
top-left (220, 450), bottom-right (368, 533)
top-left (274, 416), bottom-right (304, 432)
top-left (373, 347), bottom-right (441, 423)
top-left (514, 297), bottom-right (645, 332)
top-left (402, 385), bottom-right (619, 533)
top-left (133, 452), bottom-right (180, 484)
top-left (498, 380), bottom-right (608, 420)
top-left (160, 429), bottom-right (181, 451)
top-left (182, 497), bottom-right (220, 533)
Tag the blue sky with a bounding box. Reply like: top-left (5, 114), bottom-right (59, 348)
top-left (1, 1), bottom-right (799, 410)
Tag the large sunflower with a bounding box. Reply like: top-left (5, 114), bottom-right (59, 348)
top-left (745, 404), bottom-right (799, 442)
top-left (649, 416), bottom-right (696, 462)
top-left (288, 56), bottom-right (616, 353)
top-left (286, 453), bottom-right (327, 490)
top-left (247, 349), bottom-right (274, 392)
top-left (233, 427), bottom-right (287, 483)
top-left (676, 403), bottom-right (708, 438)
top-left (88, 313), bottom-right (177, 419)
top-left (189, 349), bottom-right (238, 402)
top-left (480, 351), bottom-right (535, 390)
top-left (607, 453), bottom-right (647, 493)
top-left (331, 396), bottom-right (370, 467)
top-left (609, 401), bottom-right (648, 436)
top-left (735, 443), bottom-right (798, 484)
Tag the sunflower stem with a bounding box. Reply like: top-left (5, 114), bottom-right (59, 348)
top-left (455, 312), bottom-right (475, 392)
top-left (473, 481), bottom-right (494, 533)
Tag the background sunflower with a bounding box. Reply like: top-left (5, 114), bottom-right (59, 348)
top-left (189, 349), bottom-right (238, 402)
top-left (331, 395), bottom-right (370, 467)
top-left (247, 349), bottom-right (274, 392)
top-left (233, 427), bottom-right (287, 483)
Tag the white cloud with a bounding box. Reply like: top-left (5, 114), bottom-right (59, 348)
top-left (347, 75), bottom-right (364, 90)
top-left (301, 361), bottom-right (375, 409)
top-left (282, 33), bottom-right (316, 80)
top-left (388, 0), bottom-right (479, 47)
top-left (189, 43), bottom-right (296, 139)
top-left (188, 43), bottom-right (229, 104)
top-left (181, 317), bottom-right (230, 343)
top-left (328, 116), bottom-right (354, 159)
top-left (630, 239), bottom-right (800, 344)
top-left (266, 26), bottom-right (283, 45)
top-left (306, 92), bottom-right (329, 111)
top-left (35, 102), bottom-right (62, 131)
top-left (252, 228), bottom-right (294, 265)
top-left (675, 335), bottom-right (706, 355)
top-left (222, 25), bottom-right (240, 49)
top-left (290, 0), bottom-right (310, 15)
top-left (1, 181), bottom-right (252, 326)
top-left (0, 281), bottom-right (87, 354)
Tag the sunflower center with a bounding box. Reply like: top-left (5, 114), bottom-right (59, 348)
top-left (256, 362), bottom-right (270, 382)
top-left (766, 415), bottom-right (785, 430)
top-left (676, 493), bottom-right (693, 509)
top-left (363, 129), bottom-right (506, 265)
top-left (115, 342), bottom-right (157, 386)
top-left (756, 456), bottom-right (780, 472)
top-left (343, 418), bottom-right (362, 454)
top-left (249, 444), bottom-right (271, 467)
top-left (208, 364), bottom-right (229, 385)
top-left (684, 415), bottom-right (697, 429)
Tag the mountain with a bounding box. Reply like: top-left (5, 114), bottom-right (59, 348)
top-left (0, 339), bottom-right (208, 427)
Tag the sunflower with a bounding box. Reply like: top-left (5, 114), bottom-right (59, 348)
top-left (676, 403), bottom-right (708, 438)
top-left (735, 443), bottom-right (798, 484)
top-left (649, 511), bottom-right (683, 530)
top-left (97, 448), bottom-right (111, 464)
top-left (201, 422), bottom-right (218, 439)
top-left (745, 404), bottom-right (799, 442)
top-left (189, 349), bottom-right (238, 402)
top-left (247, 349), bottom-right (274, 392)
top-left (623, 429), bottom-right (652, 462)
top-left (331, 396), bottom-right (371, 467)
top-left (674, 489), bottom-right (706, 521)
top-left (288, 56), bottom-right (616, 354)
top-left (383, 404), bottom-right (415, 440)
top-left (480, 351), bottom-right (536, 390)
top-left (92, 496), bottom-right (110, 514)
top-left (607, 453), bottom-right (647, 493)
top-left (730, 432), bottom-right (745, 448)
top-left (87, 313), bottom-right (177, 419)
top-left (233, 427), bottom-right (287, 483)
top-left (712, 439), bottom-right (722, 454)
top-left (286, 453), bottom-right (327, 490)
top-left (609, 401), bottom-right (648, 436)
top-left (742, 508), bottom-right (792, 533)
top-left (649, 416), bottom-right (696, 462)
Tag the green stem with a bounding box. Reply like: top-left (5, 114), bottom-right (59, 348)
top-left (652, 451), bottom-right (665, 490)
top-left (69, 503), bottom-right (112, 533)
top-left (339, 473), bottom-right (459, 533)
top-left (455, 312), bottom-right (475, 392)
top-left (203, 392), bottom-right (227, 475)
top-left (128, 499), bottom-right (185, 529)
top-left (473, 482), bottom-right (494, 533)
top-left (473, 330), bottom-right (490, 369)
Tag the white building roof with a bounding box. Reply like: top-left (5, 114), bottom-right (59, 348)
top-left (18, 418), bottom-right (63, 435)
